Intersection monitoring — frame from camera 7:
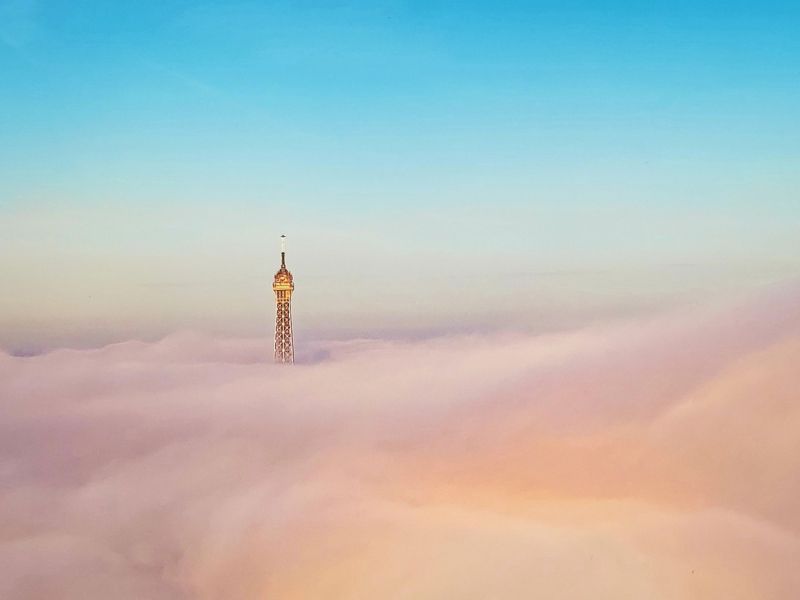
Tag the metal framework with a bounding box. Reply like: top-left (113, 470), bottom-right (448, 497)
top-left (273, 235), bottom-right (294, 364)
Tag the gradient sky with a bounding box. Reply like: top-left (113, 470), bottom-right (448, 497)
top-left (1, 0), bottom-right (799, 350)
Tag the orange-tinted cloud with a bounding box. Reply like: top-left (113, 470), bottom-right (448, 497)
top-left (1, 286), bottom-right (799, 599)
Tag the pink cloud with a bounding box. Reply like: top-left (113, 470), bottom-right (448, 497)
top-left (1, 285), bottom-right (799, 598)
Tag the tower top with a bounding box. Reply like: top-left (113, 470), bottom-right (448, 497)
top-left (273, 234), bottom-right (294, 364)
top-left (274, 234), bottom-right (293, 285)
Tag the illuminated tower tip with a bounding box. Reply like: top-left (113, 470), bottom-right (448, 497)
top-left (272, 234), bottom-right (294, 364)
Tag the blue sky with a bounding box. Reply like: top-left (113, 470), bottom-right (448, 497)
top-left (1, 1), bottom-right (799, 348)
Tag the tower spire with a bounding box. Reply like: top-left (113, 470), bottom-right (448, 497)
top-left (273, 234), bottom-right (294, 364)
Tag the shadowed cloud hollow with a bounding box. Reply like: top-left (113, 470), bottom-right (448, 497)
top-left (1, 286), bottom-right (800, 599)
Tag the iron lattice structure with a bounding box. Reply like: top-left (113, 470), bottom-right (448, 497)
top-left (273, 237), bottom-right (295, 364)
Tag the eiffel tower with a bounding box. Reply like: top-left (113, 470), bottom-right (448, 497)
top-left (273, 235), bottom-right (294, 364)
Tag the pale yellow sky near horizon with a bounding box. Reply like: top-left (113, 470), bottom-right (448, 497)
top-left (2, 200), bottom-right (798, 351)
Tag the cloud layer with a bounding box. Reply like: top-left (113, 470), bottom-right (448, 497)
top-left (2, 286), bottom-right (800, 599)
